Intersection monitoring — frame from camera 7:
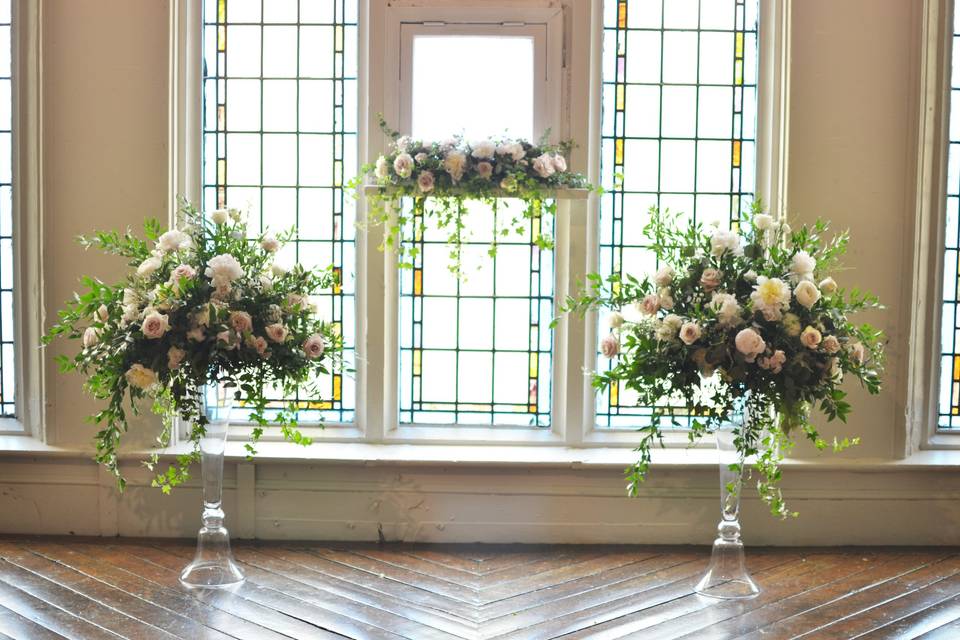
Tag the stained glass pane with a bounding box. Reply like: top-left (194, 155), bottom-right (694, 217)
top-left (937, 3), bottom-right (960, 427)
top-left (398, 199), bottom-right (553, 426)
top-left (203, 0), bottom-right (357, 422)
top-left (597, 0), bottom-right (758, 428)
top-left (0, 1), bottom-right (12, 417)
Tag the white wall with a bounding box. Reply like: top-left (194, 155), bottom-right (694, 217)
top-left (0, 0), bottom-right (952, 544)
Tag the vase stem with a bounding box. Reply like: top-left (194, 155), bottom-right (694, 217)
top-left (694, 424), bottom-right (760, 599)
top-left (179, 390), bottom-right (245, 589)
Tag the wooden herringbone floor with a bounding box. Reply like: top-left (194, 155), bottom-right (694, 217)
top-left (0, 539), bottom-right (957, 639)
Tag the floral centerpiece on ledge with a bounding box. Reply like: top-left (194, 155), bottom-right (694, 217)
top-left (44, 202), bottom-right (343, 492)
top-left (562, 202), bottom-right (885, 519)
top-left (353, 117), bottom-right (592, 274)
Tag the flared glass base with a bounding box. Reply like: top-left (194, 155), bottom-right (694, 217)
top-left (694, 536), bottom-right (760, 599)
top-left (179, 525), bottom-right (245, 589)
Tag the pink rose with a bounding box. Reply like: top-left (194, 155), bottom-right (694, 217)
top-left (475, 161), bottom-right (493, 180)
top-left (532, 153), bottom-right (556, 178)
top-left (393, 153), bottom-right (414, 178)
top-left (758, 349), bottom-right (787, 374)
top-left (679, 321), bottom-right (702, 346)
top-left (246, 334), bottom-right (269, 357)
top-left (821, 335), bottom-right (840, 354)
top-left (170, 264), bottom-right (196, 282)
top-left (600, 333), bottom-right (620, 358)
top-left (217, 330), bottom-right (237, 350)
top-left (700, 268), bottom-right (722, 292)
top-left (141, 311), bottom-right (170, 339)
top-left (638, 294), bottom-right (660, 316)
top-left (800, 326), bottom-right (822, 349)
top-left (417, 170), bottom-right (435, 193)
top-left (229, 310), bottom-right (253, 334)
top-left (265, 323), bottom-right (289, 343)
top-left (552, 154), bottom-right (567, 172)
top-left (735, 328), bottom-right (766, 363)
top-left (303, 334), bottom-right (325, 359)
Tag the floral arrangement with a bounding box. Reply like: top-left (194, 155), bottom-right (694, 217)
top-left (44, 202), bottom-right (342, 491)
top-left (353, 118), bottom-right (591, 274)
top-left (563, 203), bottom-right (885, 517)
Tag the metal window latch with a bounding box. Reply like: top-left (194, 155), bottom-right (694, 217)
top-left (422, 21), bottom-right (446, 27)
top-left (502, 21), bottom-right (526, 27)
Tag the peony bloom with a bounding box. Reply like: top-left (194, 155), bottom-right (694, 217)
top-left (265, 323), bottom-right (289, 343)
top-left (758, 349), bottom-right (787, 374)
top-left (532, 153), bottom-right (556, 178)
top-left (751, 276), bottom-right (791, 321)
top-left (497, 142), bottom-right (526, 161)
top-left (96, 304), bottom-right (110, 322)
top-left (141, 311), bottom-right (170, 339)
top-left (157, 229), bottom-right (191, 253)
top-left (607, 312), bottom-right (624, 329)
top-left (656, 314), bottom-right (684, 342)
top-left (170, 263), bottom-right (196, 283)
top-left (167, 346), bottom-right (186, 370)
top-left (395, 136), bottom-right (413, 153)
top-left (206, 254), bottom-right (244, 286)
top-left (444, 151), bottom-right (468, 182)
top-left (782, 312), bottom-right (802, 337)
top-left (125, 364), bottom-right (157, 390)
top-left (822, 335), bottom-right (841, 354)
top-left (136, 256), bottom-right (162, 278)
top-left (794, 280), bottom-right (821, 309)
top-left (82, 327), bottom-right (99, 348)
top-left (210, 209), bottom-right (229, 225)
top-left (637, 294), bottom-right (661, 316)
top-left (261, 235), bottom-right (280, 252)
top-left (471, 140), bottom-right (496, 160)
top-left (710, 229), bottom-right (742, 257)
top-left (790, 250), bottom-right (817, 282)
top-left (417, 170), bottom-right (435, 193)
top-left (800, 326), bottom-right (822, 349)
top-left (735, 328), bottom-right (766, 363)
top-left (710, 292), bottom-right (743, 327)
top-left (679, 321), bottom-right (702, 346)
top-left (229, 310), bottom-right (253, 334)
top-left (303, 334), bottom-right (325, 359)
top-left (700, 268), bottom-right (723, 292)
top-left (475, 161), bottom-right (494, 180)
top-left (552, 154), bottom-right (568, 172)
top-left (375, 155), bottom-right (390, 179)
top-left (393, 153), bottom-right (415, 179)
top-left (753, 214), bottom-right (775, 231)
top-left (658, 288), bottom-right (675, 310)
top-left (819, 277), bottom-right (838, 295)
top-left (654, 266), bottom-right (674, 287)
top-left (600, 333), bottom-right (620, 358)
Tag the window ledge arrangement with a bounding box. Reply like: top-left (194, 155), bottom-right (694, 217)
top-left (360, 184), bottom-right (592, 199)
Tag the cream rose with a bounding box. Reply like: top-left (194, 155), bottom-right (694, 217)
top-left (136, 256), bottom-right (162, 278)
top-left (170, 264), bottom-right (197, 283)
top-left (758, 349), bottom-right (787, 374)
top-left (210, 209), bottom-right (229, 225)
top-left (658, 288), bottom-right (675, 310)
top-left (444, 151), bottom-right (467, 182)
top-left (794, 280), bottom-right (821, 309)
top-left (475, 161), bottom-right (494, 180)
top-left (782, 312), bottom-right (802, 337)
top-left (417, 170), bottom-right (435, 193)
top-left (393, 153), bottom-right (414, 178)
top-left (679, 321), bottom-right (702, 346)
top-left (266, 323), bottom-right (289, 343)
top-left (600, 333), bottom-right (620, 358)
top-left (710, 229), bottom-right (741, 257)
top-left (167, 346), bottom-right (186, 370)
top-left (260, 235), bottom-right (280, 253)
top-left (532, 153), bottom-right (556, 178)
top-left (800, 326), bottom-right (822, 349)
top-left (141, 311), bottom-right (170, 339)
top-left (819, 277), bottom-right (838, 295)
top-left (848, 341), bottom-right (867, 365)
top-left (656, 314), bottom-right (684, 342)
top-left (229, 310), bottom-right (253, 334)
top-left (821, 335), bottom-right (841, 354)
top-left (552, 154), bottom-right (568, 173)
top-left (375, 155), bottom-right (390, 179)
top-left (700, 268), bottom-right (722, 292)
top-left (654, 266), bottom-right (674, 287)
top-left (303, 334), bottom-right (325, 359)
top-left (125, 364), bottom-right (157, 390)
top-left (497, 142), bottom-right (526, 161)
top-left (607, 312), bottom-right (625, 329)
top-left (735, 328), bottom-right (766, 362)
top-left (637, 294), bottom-right (660, 315)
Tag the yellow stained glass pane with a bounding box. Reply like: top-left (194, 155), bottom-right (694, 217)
top-left (529, 404), bottom-right (537, 413)
top-left (735, 32), bottom-right (744, 57)
top-left (218, 25), bottom-right (226, 51)
top-left (735, 60), bottom-right (743, 85)
top-left (617, 2), bottom-right (627, 28)
top-left (732, 140), bottom-right (742, 168)
top-left (331, 321), bottom-right (341, 336)
top-left (414, 268), bottom-right (423, 295)
top-left (953, 355), bottom-right (960, 380)
top-left (217, 159), bottom-right (226, 184)
top-left (616, 84), bottom-right (625, 111)
top-left (333, 267), bottom-right (342, 294)
top-left (529, 353), bottom-right (538, 378)
top-left (413, 349), bottom-right (421, 376)
top-left (333, 375), bottom-right (342, 401)
top-left (611, 382), bottom-right (619, 407)
top-left (218, 0), bottom-right (225, 22)
top-left (532, 217), bottom-right (541, 242)
top-left (615, 139), bottom-right (624, 165)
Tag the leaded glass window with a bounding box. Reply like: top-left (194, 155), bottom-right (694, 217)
top-left (0, 1), bottom-right (13, 417)
top-left (597, 0), bottom-right (759, 427)
top-left (202, 0), bottom-right (357, 422)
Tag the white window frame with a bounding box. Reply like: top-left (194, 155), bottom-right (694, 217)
top-left (171, 0), bottom-right (788, 451)
top-left (908, 0), bottom-right (960, 452)
top-left (0, 0), bottom-right (44, 439)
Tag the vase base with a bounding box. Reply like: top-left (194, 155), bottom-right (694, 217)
top-left (179, 561), bottom-right (245, 589)
top-left (694, 577), bottom-right (760, 599)
top-left (694, 537), bottom-right (760, 599)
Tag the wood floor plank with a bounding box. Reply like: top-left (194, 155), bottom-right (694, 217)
top-left (854, 593), bottom-right (960, 639)
top-left (0, 605), bottom-right (67, 640)
top-left (914, 616), bottom-right (960, 639)
top-left (0, 576), bottom-right (122, 640)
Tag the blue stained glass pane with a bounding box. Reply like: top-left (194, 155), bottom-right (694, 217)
top-left (596, 0), bottom-right (759, 428)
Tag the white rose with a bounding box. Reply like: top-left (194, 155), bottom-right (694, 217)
top-left (743, 270), bottom-right (758, 282)
top-left (375, 155), bottom-right (390, 179)
top-left (136, 256), bottom-right (162, 278)
top-left (393, 153), bottom-right (414, 179)
top-left (210, 209), bottom-right (229, 225)
top-left (800, 326), bottom-right (822, 349)
top-left (654, 266), bottom-right (674, 287)
top-left (819, 277), bottom-right (838, 295)
top-left (141, 311), bottom-right (170, 339)
top-left (260, 236), bottom-right (280, 252)
top-left (157, 229), bottom-right (191, 253)
top-left (608, 312), bottom-right (624, 329)
top-left (205, 254), bottom-right (244, 284)
top-left (124, 364), bottom-right (157, 390)
top-left (794, 280), bottom-right (821, 309)
top-left (471, 140), bottom-right (496, 160)
top-left (753, 214), bottom-right (775, 231)
top-left (679, 322), bottom-right (702, 346)
top-left (82, 327), bottom-right (99, 348)
top-left (790, 250), bottom-right (817, 281)
top-left (656, 314), bottom-right (683, 342)
top-left (735, 328), bottom-right (766, 363)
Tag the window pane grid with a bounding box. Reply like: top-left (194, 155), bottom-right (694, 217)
top-left (596, 0), bottom-right (758, 428)
top-left (398, 200), bottom-right (553, 427)
top-left (0, 0), bottom-right (12, 417)
top-left (202, 0), bottom-right (356, 422)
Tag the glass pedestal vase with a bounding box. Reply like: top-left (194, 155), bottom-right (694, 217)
top-left (180, 390), bottom-right (244, 589)
top-left (694, 424), bottom-right (760, 599)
